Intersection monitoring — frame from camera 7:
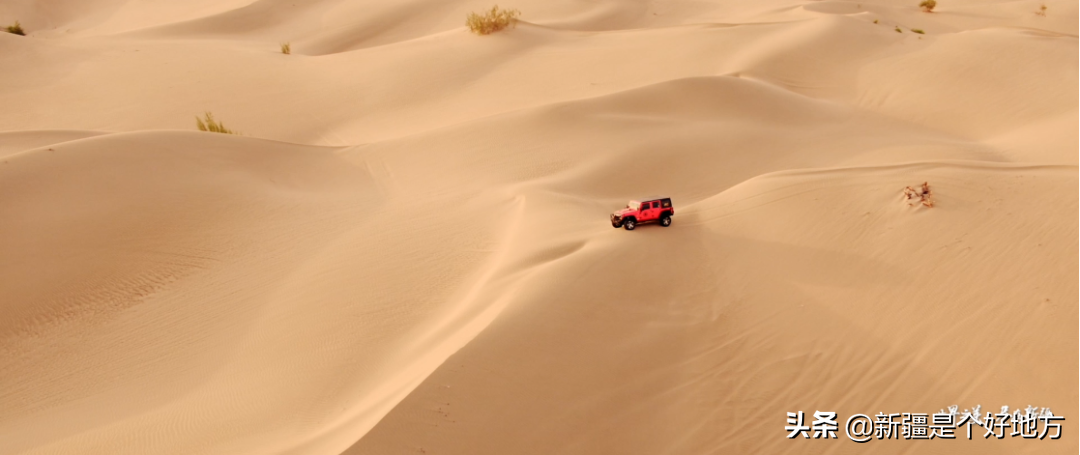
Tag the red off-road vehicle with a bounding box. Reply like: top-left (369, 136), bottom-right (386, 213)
top-left (610, 197), bottom-right (674, 230)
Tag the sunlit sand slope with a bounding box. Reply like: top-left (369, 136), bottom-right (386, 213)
top-left (0, 0), bottom-right (1075, 454)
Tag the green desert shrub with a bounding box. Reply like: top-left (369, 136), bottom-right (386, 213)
top-left (919, 0), bottom-right (936, 12)
top-left (195, 112), bottom-right (237, 135)
top-left (911, 28), bottom-right (925, 34)
top-left (895, 26), bottom-right (902, 33)
top-left (280, 42), bottom-right (291, 54)
top-left (466, 6), bottom-right (520, 35)
top-left (5, 21), bottom-right (25, 36)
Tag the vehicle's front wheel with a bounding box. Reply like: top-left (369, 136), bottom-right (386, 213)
top-left (660, 215), bottom-right (672, 227)
top-left (623, 219), bottom-right (636, 231)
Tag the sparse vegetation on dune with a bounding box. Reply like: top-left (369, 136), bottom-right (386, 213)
top-left (919, 0), bottom-right (937, 13)
top-left (895, 26), bottom-right (903, 33)
top-left (1036, 4), bottom-right (1047, 16)
top-left (4, 21), bottom-right (25, 36)
top-left (280, 42), bottom-right (291, 54)
top-left (911, 28), bottom-right (925, 34)
top-left (903, 182), bottom-right (935, 208)
top-left (466, 5), bottom-right (520, 35)
top-left (195, 112), bottom-right (238, 135)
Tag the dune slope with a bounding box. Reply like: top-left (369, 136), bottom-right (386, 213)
top-left (0, 1), bottom-right (1075, 454)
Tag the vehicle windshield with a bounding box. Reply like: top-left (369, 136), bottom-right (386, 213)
top-left (628, 200), bottom-right (639, 209)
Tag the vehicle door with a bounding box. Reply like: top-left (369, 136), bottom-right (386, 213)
top-left (642, 201), bottom-right (658, 221)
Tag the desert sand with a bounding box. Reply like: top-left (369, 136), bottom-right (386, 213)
top-left (0, 0), bottom-right (1076, 454)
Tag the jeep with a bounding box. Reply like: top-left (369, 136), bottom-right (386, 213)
top-left (610, 197), bottom-right (674, 230)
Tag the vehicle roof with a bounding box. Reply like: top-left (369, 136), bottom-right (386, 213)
top-left (635, 196), bottom-right (670, 201)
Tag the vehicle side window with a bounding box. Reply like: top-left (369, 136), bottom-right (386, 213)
top-left (652, 202), bottom-right (660, 209)
top-left (640, 204), bottom-right (649, 210)
top-left (662, 201), bottom-right (671, 207)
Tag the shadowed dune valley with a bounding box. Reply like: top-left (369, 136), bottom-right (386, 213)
top-left (1, 0), bottom-right (1077, 454)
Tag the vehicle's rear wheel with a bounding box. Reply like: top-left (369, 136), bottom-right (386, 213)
top-left (623, 219), bottom-right (636, 230)
top-left (660, 215), bottom-right (672, 227)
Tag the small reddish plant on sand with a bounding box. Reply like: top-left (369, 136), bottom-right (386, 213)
top-left (903, 182), bottom-right (935, 208)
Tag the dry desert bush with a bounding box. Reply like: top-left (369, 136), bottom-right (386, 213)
top-left (4, 21), bottom-right (24, 36)
top-left (195, 112), bottom-right (238, 135)
top-left (903, 182), bottom-right (935, 208)
top-left (911, 28), bottom-right (925, 34)
top-left (919, 0), bottom-right (937, 12)
top-left (466, 6), bottom-right (520, 35)
top-left (280, 42), bottom-right (291, 54)
top-left (1036, 4), bottom-right (1047, 16)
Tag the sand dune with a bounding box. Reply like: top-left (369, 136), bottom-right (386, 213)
top-left (0, 130), bottom-right (106, 157)
top-left (0, 0), bottom-right (1075, 454)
